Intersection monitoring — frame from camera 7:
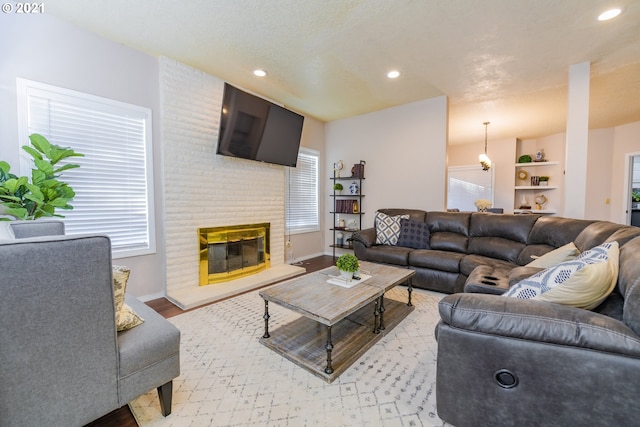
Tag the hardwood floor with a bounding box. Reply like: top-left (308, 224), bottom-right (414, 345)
top-left (86, 255), bottom-right (335, 426)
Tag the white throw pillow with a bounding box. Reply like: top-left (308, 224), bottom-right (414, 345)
top-left (504, 241), bottom-right (619, 310)
top-left (375, 211), bottom-right (410, 245)
top-left (0, 222), bottom-right (16, 240)
top-left (526, 242), bottom-right (580, 268)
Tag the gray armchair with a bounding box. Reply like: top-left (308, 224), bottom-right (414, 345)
top-left (0, 220), bottom-right (180, 426)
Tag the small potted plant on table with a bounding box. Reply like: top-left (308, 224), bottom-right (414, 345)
top-left (336, 253), bottom-right (359, 280)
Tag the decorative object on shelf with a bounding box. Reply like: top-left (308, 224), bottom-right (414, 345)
top-left (349, 181), bottom-right (359, 195)
top-left (333, 160), bottom-right (344, 178)
top-left (352, 200), bottom-right (359, 213)
top-left (539, 176), bottom-right (549, 186)
top-left (338, 219), bottom-right (345, 228)
top-left (347, 219), bottom-right (358, 230)
top-left (530, 176), bottom-right (540, 186)
top-left (535, 194), bottom-right (548, 210)
top-left (518, 154), bottom-right (532, 163)
top-left (519, 194), bottom-right (531, 209)
top-left (517, 170), bottom-right (529, 182)
top-left (0, 133), bottom-right (83, 220)
top-left (336, 232), bottom-right (344, 246)
top-left (351, 160), bottom-right (366, 178)
top-left (479, 122), bottom-right (492, 171)
top-left (336, 253), bottom-right (359, 280)
top-left (333, 182), bottom-right (343, 194)
top-left (534, 149), bottom-right (546, 162)
top-left (475, 199), bottom-right (492, 212)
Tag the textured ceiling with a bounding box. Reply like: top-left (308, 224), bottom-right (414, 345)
top-left (45, 0), bottom-right (640, 144)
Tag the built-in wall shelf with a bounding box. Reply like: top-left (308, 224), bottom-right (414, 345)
top-left (515, 161), bottom-right (560, 167)
top-left (515, 185), bottom-right (559, 190)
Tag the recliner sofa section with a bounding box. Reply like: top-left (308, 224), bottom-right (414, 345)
top-left (352, 208), bottom-right (640, 294)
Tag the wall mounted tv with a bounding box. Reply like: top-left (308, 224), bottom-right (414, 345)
top-left (216, 83), bottom-right (305, 167)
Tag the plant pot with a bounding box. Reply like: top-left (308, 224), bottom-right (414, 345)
top-left (540, 181), bottom-right (548, 186)
top-left (339, 270), bottom-right (354, 280)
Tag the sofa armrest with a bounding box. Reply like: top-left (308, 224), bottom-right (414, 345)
top-left (351, 228), bottom-right (376, 248)
top-left (438, 293), bottom-right (640, 357)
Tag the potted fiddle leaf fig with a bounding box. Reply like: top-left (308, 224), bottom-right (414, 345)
top-left (336, 253), bottom-right (359, 280)
top-left (0, 134), bottom-right (83, 220)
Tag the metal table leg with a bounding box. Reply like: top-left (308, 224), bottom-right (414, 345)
top-left (262, 299), bottom-right (270, 338)
top-left (325, 325), bottom-right (334, 374)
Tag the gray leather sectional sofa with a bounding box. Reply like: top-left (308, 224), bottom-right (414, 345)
top-left (353, 208), bottom-right (640, 425)
top-left (352, 208), bottom-right (640, 294)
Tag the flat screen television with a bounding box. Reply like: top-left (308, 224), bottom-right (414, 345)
top-left (216, 83), bottom-right (304, 167)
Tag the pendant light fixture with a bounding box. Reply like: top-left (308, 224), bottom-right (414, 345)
top-left (479, 121), bottom-right (492, 171)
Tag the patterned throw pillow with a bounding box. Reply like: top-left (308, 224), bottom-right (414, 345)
top-left (375, 211), bottom-right (410, 245)
top-left (112, 265), bottom-right (144, 331)
top-left (504, 241), bottom-right (619, 310)
top-left (396, 218), bottom-right (430, 249)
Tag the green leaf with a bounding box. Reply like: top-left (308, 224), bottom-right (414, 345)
top-left (21, 145), bottom-right (43, 161)
top-left (34, 158), bottom-right (54, 177)
top-left (0, 161), bottom-right (10, 173)
top-left (53, 163), bottom-right (81, 174)
top-left (2, 206), bottom-right (28, 220)
top-left (31, 169), bottom-right (46, 185)
top-left (25, 183), bottom-right (44, 200)
top-left (29, 133), bottom-right (51, 155)
top-left (49, 197), bottom-right (71, 207)
top-left (48, 146), bottom-right (83, 165)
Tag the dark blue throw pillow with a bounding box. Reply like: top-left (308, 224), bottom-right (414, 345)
top-left (396, 218), bottom-right (430, 249)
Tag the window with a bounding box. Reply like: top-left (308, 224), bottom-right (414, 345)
top-left (286, 148), bottom-right (319, 234)
top-left (447, 165), bottom-right (494, 211)
top-left (17, 78), bottom-right (155, 257)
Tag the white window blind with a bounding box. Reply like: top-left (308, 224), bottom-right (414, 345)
top-left (286, 148), bottom-right (319, 234)
top-left (447, 165), bottom-right (494, 211)
top-left (17, 78), bottom-right (155, 257)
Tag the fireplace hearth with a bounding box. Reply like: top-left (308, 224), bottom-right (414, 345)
top-left (199, 223), bottom-right (270, 285)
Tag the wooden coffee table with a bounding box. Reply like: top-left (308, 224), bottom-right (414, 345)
top-left (259, 261), bottom-right (415, 382)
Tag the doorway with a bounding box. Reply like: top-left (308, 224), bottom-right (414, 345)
top-left (628, 154), bottom-right (640, 226)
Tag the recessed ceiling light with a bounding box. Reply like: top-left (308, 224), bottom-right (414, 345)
top-left (598, 8), bottom-right (621, 21)
top-left (253, 69), bottom-right (267, 77)
top-left (387, 70), bottom-right (400, 79)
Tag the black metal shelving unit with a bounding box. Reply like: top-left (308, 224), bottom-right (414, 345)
top-left (330, 161), bottom-right (365, 259)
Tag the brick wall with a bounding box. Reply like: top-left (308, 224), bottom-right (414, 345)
top-left (159, 57), bottom-right (285, 292)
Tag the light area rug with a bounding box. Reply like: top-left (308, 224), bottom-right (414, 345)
top-left (129, 287), bottom-right (450, 427)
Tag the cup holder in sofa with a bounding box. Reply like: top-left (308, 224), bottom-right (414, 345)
top-left (494, 369), bottom-right (518, 389)
top-left (481, 280), bottom-right (497, 286)
top-left (483, 275), bottom-right (499, 281)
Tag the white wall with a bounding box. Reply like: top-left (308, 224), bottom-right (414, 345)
top-left (325, 96), bottom-right (448, 252)
top-left (585, 128), bottom-right (614, 220)
top-left (0, 13), bottom-right (165, 298)
top-left (447, 137), bottom-right (517, 212)
top-left (288, 118), bottom-right (327, 263)
top-left (611, 121), bottom-right (640, 223)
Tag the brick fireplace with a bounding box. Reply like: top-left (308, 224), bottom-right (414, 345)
top-left (160, 58), bottom-right (305, 310)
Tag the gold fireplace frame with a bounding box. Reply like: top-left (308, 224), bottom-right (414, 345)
top-left (198, 223), bottom-right (270, 285)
